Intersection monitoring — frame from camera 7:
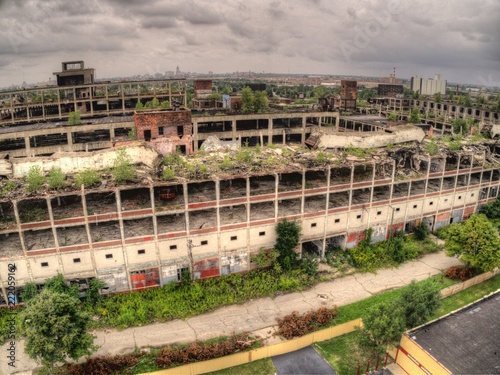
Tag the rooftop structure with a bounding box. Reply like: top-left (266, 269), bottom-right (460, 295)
top-left (396, 291), bottom-right (500, 375)
top-left (0, 62), bottom-right (187, 126)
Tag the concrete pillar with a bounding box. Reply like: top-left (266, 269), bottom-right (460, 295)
top-left (274, 173), bottom-right (279, 221)
top-left (115, 188), bottom-right (133, 291)
top-left (24, 136), bottom-right (31, 156)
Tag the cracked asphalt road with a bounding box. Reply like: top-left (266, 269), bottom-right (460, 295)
top-left (1, 251), bottom-right (461, 375)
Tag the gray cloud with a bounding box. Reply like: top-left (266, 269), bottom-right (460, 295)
top-left (0, 0), bottom-right (498, 87)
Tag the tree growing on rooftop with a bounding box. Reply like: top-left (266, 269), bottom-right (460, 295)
top-left (26, 165), bottom-right (45, 192)
top-left (68, 110), bottom-right (82, 125)
top-left (113, 148), bottom-right (135, 184)
top-left (47, 167), bottom-right (66, 190)
top-left (409, 108), bottom-right (421, 123)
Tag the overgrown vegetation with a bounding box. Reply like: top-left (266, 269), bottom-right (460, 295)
top-left (47, 167), bottom-right (66, 190)
top-left (112, 148), bottom-right (136, 184)
top-left (349, 228), bottom-right (441, 272)
top-left (75, 168), bottom-right (100, 188)
top-left (54, 333), bottom-right (260, 375)
top-left (26, 165), bottom-right (45, 192)
top-left (68, 110), bottom-right (82, 125)
top-left (276, 307), bottom-right (338, 339)
top-left (423, 139), bottom-right (439, 155)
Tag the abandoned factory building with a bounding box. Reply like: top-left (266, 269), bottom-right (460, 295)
top-left (0, 66), bottom-right (500, 304)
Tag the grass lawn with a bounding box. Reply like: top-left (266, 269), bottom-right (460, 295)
top-left (204, 358), bottom-right (275, 375)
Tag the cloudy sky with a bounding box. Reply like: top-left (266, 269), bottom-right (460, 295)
top-left (0, 0), bottom-right (499, 88)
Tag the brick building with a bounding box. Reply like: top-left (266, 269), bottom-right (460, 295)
top-left (134, 109), bottom-right (193, 154)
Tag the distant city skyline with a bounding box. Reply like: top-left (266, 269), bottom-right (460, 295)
top-left (0, 0), bottom-right (499, 88)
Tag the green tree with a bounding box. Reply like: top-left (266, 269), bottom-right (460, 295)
top-left (85, 278), bottom-right (106, 305)
top-left (409, 108), bottom-right (421, 123)
top-left (241, 86), bottom-right (254, 114)
top-left (452, 118), bottom-right (468, 134)
top-left (479, 197), bottom-right (500, 219)
top-left (19, 288), bottom-right (96, 373)
top-left (44, 274), bottom-right (80, 299)
top-left (434, 92), bottom-right (442, 103)
top-left (135, 101), bottom-right (144, 110)
top-left (464, 95), bottom-right (472, 107)
top-left (444, 214), bottom-right (500, 272)
top-left (113, 148), bottom-right (135, 184)
top-left (68, 110), bottom-right (82, 125)
top-left (26, 165), bottom-right (45, 192)
top-left (387, 112), bottom-right (397, 121)
top-left (362, 301), bottom-right (406, 347)
top-left (399, 280), bottom-right (441, 328)
top-left (274, 219), bottom-right (301, 272)
top-left (254, 90), bottom-right (269, 113)
top-left (47, 167), bottom-right (65, 190)
top-left (414, 221), bottom-right (430, 241)
top-left (20, 282), bottom-right (38, 303)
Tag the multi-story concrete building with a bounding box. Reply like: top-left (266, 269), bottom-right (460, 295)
top-left (1, 70), bottom-right (500, 305)
top-left (411, 74), bottom-right (446, 96)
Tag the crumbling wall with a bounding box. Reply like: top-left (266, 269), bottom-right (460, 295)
top-left (10, 143), bottom-right (161, 178)
top-left (313, 125), bottom-right (425, 150)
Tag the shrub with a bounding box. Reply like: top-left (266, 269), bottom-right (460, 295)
top-left (1, 180), bottom-right (16, 197)
top-left (155, 333), bottom-right (258, 368)
top-left (47, 167), bottom-right (66, 190)
top-left (162, 167), bottom-right (175, 181)
top-left (128, 127), bottom-right (137, 140)
top-left (444, 266), bottom-right (475, 281)
top-left (251, 248), bottom-right (278, 268)
top-left (61, 353), bottom-right (141, 375)
top-left (75, 168), bottom-right (100, 188)
top-left (414, 221), bottom-right (430, 241)
top-left (424, 140), bottom-right (439, 156)
top-left (276, 307), bottom-right (338, 339)
top-left (68, 110), bottom-right (82, 125)
top-left (113, 148), bottom-right (135, 184)
top-left (26, 165), bottom-right (45, 192)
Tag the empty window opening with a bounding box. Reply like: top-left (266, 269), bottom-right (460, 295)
top-left (41, 262), bottom-right (49, 267)
top-left (377, 211), bottom-right (382, 216)
top-left (73, 258), bottom-right (81, 263)
top-left (356, 214), bottom-right (362, 219)
top-left (429, 202), bottom-right (434, 206)
top-left (169, 245), bottom-right (177, 250)
top-left (138, 249), bottom-right (146, 255)
top-left (201, 240), bottom-right (208, 246)
top-left (311, 223), bottom-right (317, 228)
top-left (259, 231), bottom-right (266, 236)
top-left (105, 254), bottom-right (113, 259)
top-left (230, 236), bottom-right (237, 241)
top-left (395, 208), bottom-right (401, 212)
top-left (413, 205), bottom-right (418, 209)
top-left (334, 218), bottom-right (340, 223)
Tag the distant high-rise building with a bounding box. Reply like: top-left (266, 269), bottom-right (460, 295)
top-left (411, 74), bottom-right (446, 96)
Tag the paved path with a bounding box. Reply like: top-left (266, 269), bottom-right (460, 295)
top-left (2, 251), bottom-right (461, 375)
